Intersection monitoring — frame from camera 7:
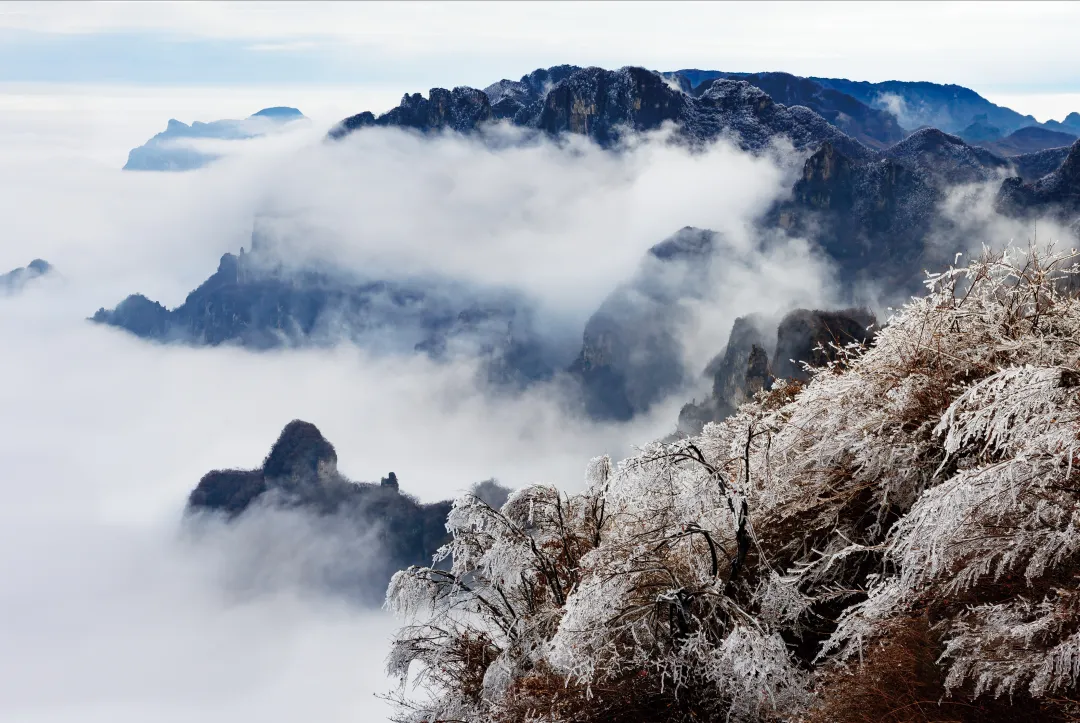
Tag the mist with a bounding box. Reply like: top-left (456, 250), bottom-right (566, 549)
top-left (0, 81), bottom-right (852, 721)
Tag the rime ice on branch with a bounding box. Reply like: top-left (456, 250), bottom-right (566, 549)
top-left (384, 244), bottom-right (1080, 722)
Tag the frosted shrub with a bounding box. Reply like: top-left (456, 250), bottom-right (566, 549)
top-left (385, 244), bottom-right (1080, 722)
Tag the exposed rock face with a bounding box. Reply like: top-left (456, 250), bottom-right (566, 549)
top-left (771, 307), bottom-right (877, 381)
top-left (678, 308), bottom-right (876, 434)
top-left (330, 65), bottom-right (874, 159)
top-left (328, 87), bottom-right (493, 139)
top-left (677, 314), bottom-right (769, 434)
top-left (809, 77), bottom-right (1041, 135)
top-left (1, 258), bottom-right (52, 294)
top-left (979, 126), bottom-right (1077, 157)
top-left (996, 140), bottom-right (1080, 224)
top-left (674, 70), bottom-right (905, 149)
top-left (772, 141), bottom-right (943, 287)
top-left (884, 127), bottom-right (1010, 185)
top-left (91, 245), bottom-right (557, 386)
top-left (570, 227), bottom-right (716, 420)
top-left (186, 420), bottom-right (511, 604)
top-left (483, 65), bottom-right (582, 120)
top-left (1011, 147), bottom-right (1074, 182)
top-left (124, 107), bottom-right (307, 171)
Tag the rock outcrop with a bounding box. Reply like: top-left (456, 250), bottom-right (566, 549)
top-left (330, 65), bottom-right (875, 159)
top-left (678, 307), bottom-right (876, 434)
top-left (569, 227), bottom-right (717, 420)
top-left (996, 140), bottom-right (1080, 226)
top-left (91, 243), bottom-right (556, 386)
top-left (673, 70), bottom-right (905, 149)
top-left (1, 258), bottom-right (52, 294)
top-left (186, 419), bottom-right (511, 604)
top-left (772, 141), bottom-right (944, 287)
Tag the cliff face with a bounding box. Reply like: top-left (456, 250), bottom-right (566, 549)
top-left (91, 245), bottom-right (557, 387)
top-left (678, 307), bottom-right (876, 434)
top-left (186, 420), bottom-right (505, 605)
top-left (996, 140), bottom-right (1080, 226)
top-left (675, 70), bottom-right (905, 149)
top-left (773, 141), bottom-right (942, 287)
top-left (328, 87), bottom-right (492, 139)
top-left (570, 227), bottom-right (716, 421)
top-left (330, 65), bottom-right (875, 159)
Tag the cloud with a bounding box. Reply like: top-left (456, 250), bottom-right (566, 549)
top-left (0, 84), bottom-right (844, 721)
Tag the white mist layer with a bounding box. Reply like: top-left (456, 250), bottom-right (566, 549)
top-left (0, 85), bottom-right (835, 722)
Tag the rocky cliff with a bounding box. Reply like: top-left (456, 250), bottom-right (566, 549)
top-left (186, 420), bottom-right (510, 604)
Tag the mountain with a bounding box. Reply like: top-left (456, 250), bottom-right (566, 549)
top-left (1, 258), bottom-right (52, 294)
top-left (1043, 111), bottom-right (1080, 135)
top-left (668, 70), bottom-right (905, 148)
top-left (883, 127), bottom-right (1010, 184)
top-left (810, 77), bottom-right (1040, 135)
top-left (996, 139), bottom-right (1080, 229)
top-left (186, 420), bottom-right (509, 604)
top-left (569, 227), bottom-right (717, 421)
top-left (677, 307), bottom-right (875, 434)
top-left (770, 141), bottom-right (945, 287)
top-left (100, 66), bottom-right (1080, 428)
top-left (330, 65), bottom-right (875, 159)
top-left (123, 107), bottom-right (307, 171)
top-left (1011, 146), bottom-right (1074, 182)
top-left (977, 125), bottom-right (1077, 156)
top-left (91, 241), bottom-right (557, 386)
top-left (957, 113), bottom-right (1004, 144)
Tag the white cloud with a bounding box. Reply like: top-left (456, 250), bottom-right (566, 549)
top-left (0, 85), bottom-right (842, 721)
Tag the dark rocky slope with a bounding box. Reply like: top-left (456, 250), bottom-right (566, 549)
top-left (186, 419), bottom-right (510, 604)
top-left (979, 125), bottom-right (1076, 157)
top-left (91, 244), bottom-right (557, 386)
top-left (569, 227), bottom-right (717, 420)
top-left (671, 70), bottom-right (905, 149)
top-left (809, 77), bottom-right (1042, 135)
top-left (678, 307), bottom-right (876, 434)
top-left (330, 65), bottom-right (875, 159)
top-left (996, 139), bottom-right (1080, 228)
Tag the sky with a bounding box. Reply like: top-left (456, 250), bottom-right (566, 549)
top-left (1, 1), bottom-right (1080, 121)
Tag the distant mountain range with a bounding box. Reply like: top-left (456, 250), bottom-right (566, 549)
top-left (1, 259), bottom-right (52, 294)
top-left (123, 106), bottom-right (307, 171)
top-left (94, 64), bottom-right (1080, 424)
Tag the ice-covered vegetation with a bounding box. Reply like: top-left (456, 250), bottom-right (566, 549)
top-left (384, 244), bottom-right (1080, 722)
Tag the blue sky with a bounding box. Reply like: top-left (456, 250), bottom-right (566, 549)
top-left (2, 1), bottom-right (1080, 120)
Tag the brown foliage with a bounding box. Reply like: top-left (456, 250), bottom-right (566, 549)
top-left (807, 614), bottom-right (1077, 723)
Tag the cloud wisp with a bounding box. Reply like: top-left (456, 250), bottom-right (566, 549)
top-left (0, 85), bottom-right (847, 722)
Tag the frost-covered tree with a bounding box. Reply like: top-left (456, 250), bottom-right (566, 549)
top-left (385, 244), bottom-right (1080, 722)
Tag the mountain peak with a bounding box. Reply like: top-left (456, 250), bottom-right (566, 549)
top-left (250, 106), bottom-right (304, 120)
top-left (262, 420), bottom-right (338, 479)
